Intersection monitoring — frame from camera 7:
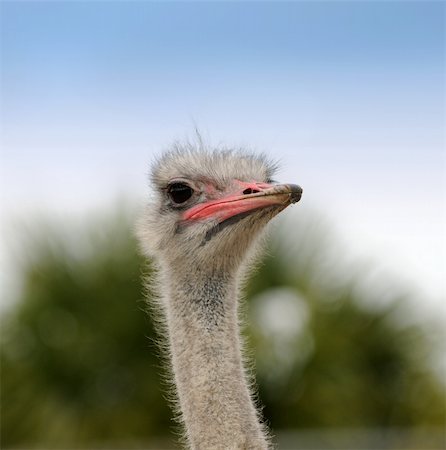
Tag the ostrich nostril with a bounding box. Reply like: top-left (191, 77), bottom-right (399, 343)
top-left (243, 188), bottom-right (260, 195)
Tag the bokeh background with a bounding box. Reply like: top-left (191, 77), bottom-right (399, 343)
top-left (1, 2), bottom-right (445, 449)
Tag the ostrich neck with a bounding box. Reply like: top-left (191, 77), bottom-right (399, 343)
top-left (162, 265), bottom-right (268, 450)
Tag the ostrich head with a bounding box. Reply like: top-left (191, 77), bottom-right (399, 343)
top-left (138, 145), bottom-right (302, 272)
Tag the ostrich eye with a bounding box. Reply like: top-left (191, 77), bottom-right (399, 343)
top-left (167, 183), bottom-right (193, 204)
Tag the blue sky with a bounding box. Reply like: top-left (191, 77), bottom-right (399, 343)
top-left (2, 2), bottom-right (443, 160)
top-left (1, 1), bottom-right (445, 312)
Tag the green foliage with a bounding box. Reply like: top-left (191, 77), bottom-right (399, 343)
top-left (1, 214), bottom-right (172, 448)
top-left (1, 211), bottom-right (444, 448)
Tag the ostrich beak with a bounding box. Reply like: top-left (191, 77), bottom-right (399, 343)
top-left (183, 181), bottom-right (303, 223)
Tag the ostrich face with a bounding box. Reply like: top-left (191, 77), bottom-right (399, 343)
top-left (138, 147), bottom-right (302, 270)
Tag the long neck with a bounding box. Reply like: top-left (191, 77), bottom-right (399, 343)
top-left (161, 266), bottom-right (269, 450)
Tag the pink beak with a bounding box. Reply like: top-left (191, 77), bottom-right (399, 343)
top-left (183, 180), bottom-right (302, 223)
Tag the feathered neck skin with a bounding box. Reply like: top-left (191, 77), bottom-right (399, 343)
top-left (160, 262), bottom-right (269, 450)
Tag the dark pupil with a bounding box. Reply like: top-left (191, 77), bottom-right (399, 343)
top-left (168, 183), bottom-right (193, 204)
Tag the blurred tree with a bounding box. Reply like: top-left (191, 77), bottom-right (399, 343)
top-left (1, 212), bottom-right (173, 448)
top-left (247, 215), bottom-right (445, 437)
top-left (1, 210), bottom-right (444, 448)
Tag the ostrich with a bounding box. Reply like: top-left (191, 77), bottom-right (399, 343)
top-left (137, 144), bottom-right (302, 450)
